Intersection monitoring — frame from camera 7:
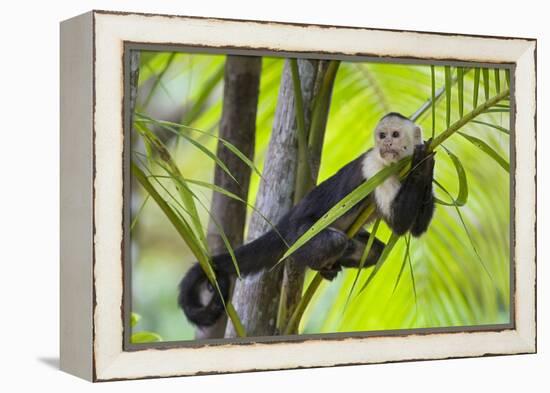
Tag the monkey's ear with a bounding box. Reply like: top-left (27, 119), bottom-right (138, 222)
top-left (414, 126), bottom-right (423, 144)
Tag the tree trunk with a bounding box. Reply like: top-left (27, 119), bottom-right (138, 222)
top-left (196, 55), bottom-right (262, 339)
top-left (278, 60), bottom-right (338, 333)
top-left (225, 59), bottom-right (320, 338)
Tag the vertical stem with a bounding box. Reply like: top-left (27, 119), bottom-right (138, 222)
top-left (196, 56), bottom-right (262, 339)
top-left (307, 61), bottom-right (340, 177)
top-left (290, 59), bottom-right (312, 192)
top-left (283, 273), bottom-right (323, 335)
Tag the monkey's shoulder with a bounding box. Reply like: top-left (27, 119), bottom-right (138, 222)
top-left (286, 153), bottom-right (368, 224)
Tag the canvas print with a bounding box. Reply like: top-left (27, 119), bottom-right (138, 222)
top-left (127, 50), bottom-right (511, 344)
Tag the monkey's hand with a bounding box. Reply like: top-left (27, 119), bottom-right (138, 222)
top-left (411, 139), bottom-right (435, 183)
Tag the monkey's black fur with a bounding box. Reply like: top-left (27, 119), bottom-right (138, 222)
top-left (389, 142), bottom-right (435, 236)
top-left (178, 139), bottom-right (435, 328)
top-left (381, 111), bottom-right (411, 121)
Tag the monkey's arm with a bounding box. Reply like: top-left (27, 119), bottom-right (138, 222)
top-left (388, 142), bottom-right (435, 236)
top-left (410, 153), bottom-right (435, 236)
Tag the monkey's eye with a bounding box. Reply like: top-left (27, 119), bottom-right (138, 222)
top-left (392, 131), bottom-right (400, 138)
top-left (379, 132), bottom-right (386, 139)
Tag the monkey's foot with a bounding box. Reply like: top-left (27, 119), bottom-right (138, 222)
top-left (319, 264), bottom-right (342, 281)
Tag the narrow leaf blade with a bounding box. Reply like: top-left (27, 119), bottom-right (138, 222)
top-left (442, 147), bottom-right (469, 206)
top-left (494, 69), bottom-right (501, 94)
top-left (357, 233), bottom-right (400, 294)
top-left (473, 68), bottom-right (480, 108)
top-left (471, 120), bottom-right (510, 135)
top-left (392, 234), bottom-right (411, 295)
top-left (482, 68), bottom-right (490, 100)
top-left (457, 132), bottom-right (510, 172)
top-left (445, 66), bottom-right (452, 128)
top-left (344, 218), bottom-right (382, 310)
top-left (457, 67), bottom-right (464, 117)
top-left (431, 65), bottom-right (436, 138)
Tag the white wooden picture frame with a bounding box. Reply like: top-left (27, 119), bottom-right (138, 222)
top-left (60, 10), bottom-right (536, 381)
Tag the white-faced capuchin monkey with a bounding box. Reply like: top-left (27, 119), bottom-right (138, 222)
top-left (179, 112), bottom-right (435, 327)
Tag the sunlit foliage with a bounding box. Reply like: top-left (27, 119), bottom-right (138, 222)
top-left (131, 52), bottom-right (510, 341)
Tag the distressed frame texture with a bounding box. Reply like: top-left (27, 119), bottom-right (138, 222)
top-left (60, 10), bottom-right (537, 382)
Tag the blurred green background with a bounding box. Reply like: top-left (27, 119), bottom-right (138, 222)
top-left (130, 52), bottom-right (510, 342)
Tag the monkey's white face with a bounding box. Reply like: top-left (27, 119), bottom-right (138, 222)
top-left (374, 116), bottom-right (422, 164)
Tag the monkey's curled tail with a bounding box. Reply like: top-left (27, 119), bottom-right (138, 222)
top-left (178, 230), bottom-right (286, 327)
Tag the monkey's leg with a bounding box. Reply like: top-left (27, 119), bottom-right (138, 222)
top-left (410, 193), bottom-right (434, 237)
top-left (319, 229), bottom-right (386, 281)
top-left (317, 264), bottom-right (343, 281)
top-left (337, 229), bottom-right (385, 269)
top-left (409, 146), bottom-right (435, 237)
top-left (289, 227), bottom-right (350, 279)
top-left (389, 143), bottom-right (434, 235)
